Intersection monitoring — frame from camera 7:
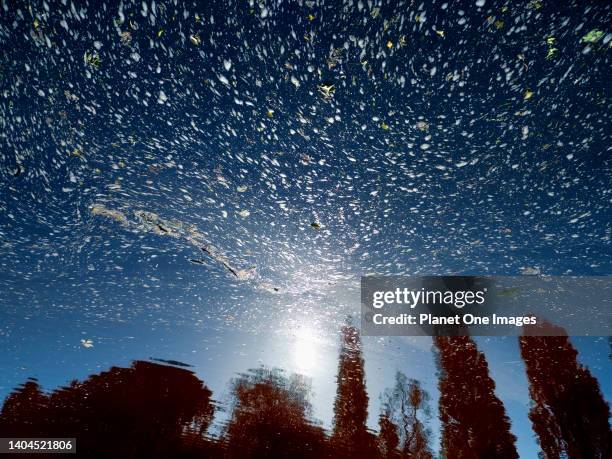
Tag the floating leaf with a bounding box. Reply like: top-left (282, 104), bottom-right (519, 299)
top-left (528, 0), bottom-right (542, 9)
top-left (189, 33), bottom-right (201, 45)
top-left (317, 83), bottom-right (335, 100)
top-left (524, 89), bottom-right (534, 100)
top-left (581, 29), bottom-right (604, 43)
top-left (84, 52), bottom-right (101, 68)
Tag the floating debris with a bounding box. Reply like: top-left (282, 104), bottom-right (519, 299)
top-left (91, 204), bottom-right (259, 283)
top-left (317, 83), bottom-right (335, 100)
top-left (90, 204), bottom-right (128, 226)
top-left (416, 121), bottom-right (429, 131)
top-left (581, 29), bottom-right (605, 43)
top-left (84, 52), bottom-right (101, 68)
top-left (189, 33), bottom-right (201, 46)
top-left (327, 48), bottom-right (343, 69)
top-left (120, 31), bottom-right (132, 45)
top-left (64, 90), bottom-right (79, 102)
top-left (545, 36), bottom-right (558, 59)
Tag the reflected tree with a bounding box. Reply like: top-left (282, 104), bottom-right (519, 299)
top-left (223, 366), bottom-right (326, 459)
top-left (0, 378), bottom-right (48, 437)
top-left (378, 412), bottom-right (400, 459)
top-left (434, 336), bottom-right (518, 459)
top-left (0, 361), bottom-right (215, 459)
top-left (380, 372), bottom-right (433, 459)
top-left (520, 322), bottom-right (611, 459)
top-left (331, 322), bottom-right (378, 458)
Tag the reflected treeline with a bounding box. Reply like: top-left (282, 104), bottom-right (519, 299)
top-left (1, 323), bottom-right (610, 458)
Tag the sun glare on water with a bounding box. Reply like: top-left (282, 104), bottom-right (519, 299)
top-left (292, 327), bottom-right (321, 375)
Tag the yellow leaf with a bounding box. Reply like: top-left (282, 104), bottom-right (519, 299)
top-left (524, 90), bottom-right (534, 100)
top-left (380, 122), bottom-right (389, 130)
top-left (157, 29), bottom-right (164, 37)
top-left (436, 30), bottom-right (445, 37)
top-left (308, 13), bottom-right (315, 21)
top-left (386, 40), bottom-right (393, 49)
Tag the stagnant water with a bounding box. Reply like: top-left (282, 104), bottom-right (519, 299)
top-left (0, 1), bottom-right (610, 458)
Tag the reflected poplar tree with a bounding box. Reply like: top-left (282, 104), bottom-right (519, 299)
top-left (520, 322), bottom-right (611, 459)
top-left (434, 336), bottom-right (518, 459)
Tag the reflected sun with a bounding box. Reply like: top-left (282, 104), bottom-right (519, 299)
top-left (292, 328), bottom-right (320, 375)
